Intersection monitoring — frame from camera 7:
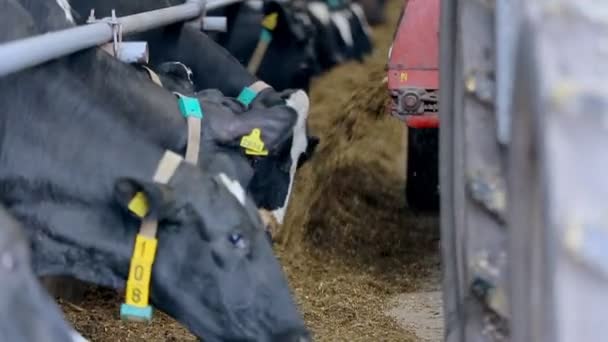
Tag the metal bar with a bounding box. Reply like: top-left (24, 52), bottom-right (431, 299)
top-left (202, 16), bottom-right (228, 31)
top-left (206, 0), bottom-right (244, 9)
top-left (0, 0), bottom-right (248, 78)
top-left (101, 41), bottom-right (149, 64)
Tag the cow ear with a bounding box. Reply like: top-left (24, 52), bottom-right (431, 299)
top-left (249, 88), bottom-right (287, 109)
top-left (113, 178), bottom-right (177, 220)
top-left (223, 106), bottom-right (298, 152)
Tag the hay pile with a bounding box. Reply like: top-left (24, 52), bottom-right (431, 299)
top-left (62, 0), bottom-right (441, 340)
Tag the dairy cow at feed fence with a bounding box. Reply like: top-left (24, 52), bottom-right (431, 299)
top-left (0, 1), bottom-right (310, 341)
top-left (0, 205), bottom-right (87, 342)
top-left (20, 0), bottom-right (319, 227)
top-left (207, 0), bottom-right (321, 92)
top-left (306, 0), bottom-right (373, 71)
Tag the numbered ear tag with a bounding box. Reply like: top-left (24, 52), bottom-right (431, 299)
top-left (121, 234), bottom-right (158, 322)
top-left (240, 128), bottom-right (269, 156)
top-left (128, 192), bottom-right (149, 218)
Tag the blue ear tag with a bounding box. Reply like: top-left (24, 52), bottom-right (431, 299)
top-left (237, 87), bottom-right (258, 106)
top-left (177, 96), bottom-right (203, 119)
top-left (260, 28), bottom-right (273, 43)
top-left (327, 0), bottom-right (340, 8)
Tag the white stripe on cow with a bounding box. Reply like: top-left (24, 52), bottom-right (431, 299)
top-left (272, 90), bottom-right (310, 225)
top-left (350, 3), bottom-right (373, 38)
top-left (331, 10), bottom-right (354, 47)
top-left (55, 0), bottom-right (75, 23)
top-left (218, 173), bottom-right (246, 206)
top-left (308, 2), bottom-right (331, 25)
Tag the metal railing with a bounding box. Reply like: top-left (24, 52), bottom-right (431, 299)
top-left (0, 0), bottom-right (242, 77)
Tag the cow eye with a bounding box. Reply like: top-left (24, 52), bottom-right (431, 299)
top-left (228, 233), bottom-right (246, 249)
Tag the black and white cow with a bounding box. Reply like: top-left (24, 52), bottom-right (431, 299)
top-left (40, 0), bottom-right (319, 226)
top-left (207, 0), bottom-right (321, 92)
top-left (306, 0), bottom-right (373, 71)
top-left (0, 205), bottom-right (87, 342)
top-left (1, 1), bottom-right (310, 340)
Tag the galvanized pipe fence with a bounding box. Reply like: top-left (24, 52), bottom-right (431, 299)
top-left (0, 0), bottom-right (243, 77)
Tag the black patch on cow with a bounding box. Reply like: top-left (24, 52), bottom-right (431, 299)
top-left (248, 135), bottom-right (294, 210)
top-left (297, 134), bottom-right (319, 168)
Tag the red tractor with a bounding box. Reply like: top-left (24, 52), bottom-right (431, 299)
top-left (387, 0), bottom-right (439, 211)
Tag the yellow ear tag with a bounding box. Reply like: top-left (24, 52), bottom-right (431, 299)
top-left (124, 234), bottom-right (158, 308)
top-left (128, 192), bottom-right (149, 218)
top-left (262, 12), bottom-right (279, 31)
top-left (240, 128), bottom-right (269, 156)
top-left (245, 149), bottom-right (269, 156)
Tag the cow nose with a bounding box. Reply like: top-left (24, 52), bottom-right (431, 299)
top-left (272, 328), bottom-right (311, 342)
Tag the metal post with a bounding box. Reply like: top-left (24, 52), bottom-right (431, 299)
top-left (0, 0), bottom-right (242, 78)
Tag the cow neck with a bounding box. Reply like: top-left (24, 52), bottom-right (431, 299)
top-left (153, 25), bottom-right (258, 96)
top-left (67, 49), bottom-right (188, 154)
top-left (0, 64), bottom-right (178, 290)
top-left (134, 67), bottom-right (202, 166)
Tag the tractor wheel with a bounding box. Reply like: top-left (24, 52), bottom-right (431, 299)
top-left (405, 127), bottom-right (439, 211)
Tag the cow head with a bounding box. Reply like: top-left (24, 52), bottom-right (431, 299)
top-left (190, 89), bottom-right (317, 226)
top-left (244, 90), bottom-right (318, 224)
top-left (255, 0), bottom-right (321, 91)
top-left (0, 205), bottom-right (85, 342)
top-left (109, 161), bottom-right (310, 341)
top-left (209, 0), bottom-right (320, 92)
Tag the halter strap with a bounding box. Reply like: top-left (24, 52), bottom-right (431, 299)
top-left (175, 93), bottom-right (204, 165)
top-left (247, 12), bottom-right (279, 75)
top-left (236, 80), bottom-right (271, 106)
top-left (141, 65), bottom-right (163, 87)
